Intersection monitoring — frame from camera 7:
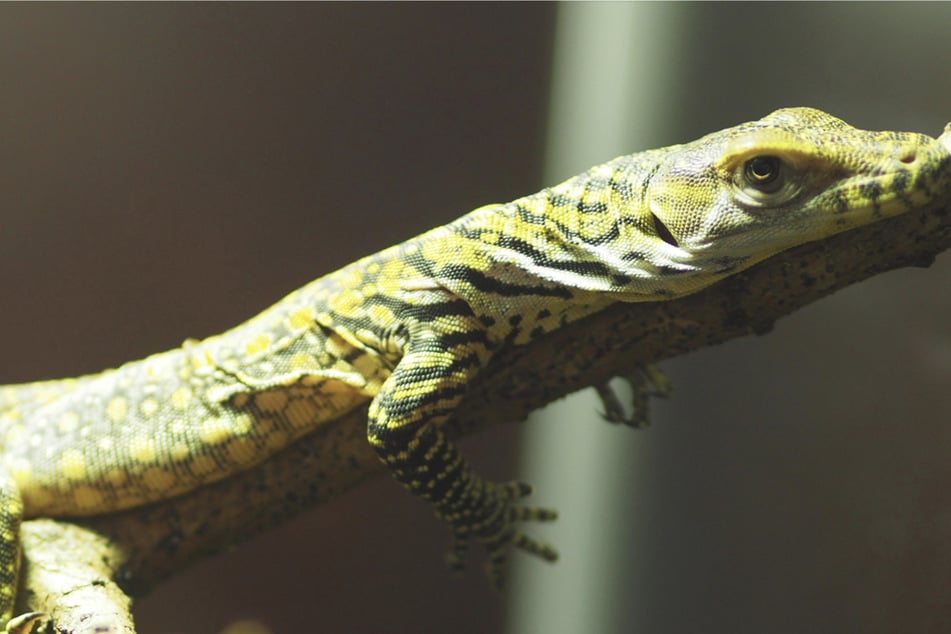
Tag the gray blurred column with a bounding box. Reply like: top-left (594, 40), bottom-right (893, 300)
top-left (507, 5), bottom-right (685, 633)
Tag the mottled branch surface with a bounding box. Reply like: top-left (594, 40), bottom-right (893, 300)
top-left (19, 150), bottom-right (951, 633)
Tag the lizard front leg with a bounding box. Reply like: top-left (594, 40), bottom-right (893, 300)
top-left (366, 319), bottom-right (557, 588)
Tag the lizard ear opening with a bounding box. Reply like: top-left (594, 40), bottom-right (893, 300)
top-left (650, 211), bottom-right (679, 247)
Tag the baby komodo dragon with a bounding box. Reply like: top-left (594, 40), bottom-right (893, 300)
top-left (1, 108), bottom-right (949, 629)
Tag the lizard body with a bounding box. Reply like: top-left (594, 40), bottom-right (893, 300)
top-left (0, 108), bottom-right (948, 625)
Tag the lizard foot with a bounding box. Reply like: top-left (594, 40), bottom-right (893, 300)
top-left (596, 363), bottom-right (671, 428)
top-left (443, 481), bottom-right (557, 590)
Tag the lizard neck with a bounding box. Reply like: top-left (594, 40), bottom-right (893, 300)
top-left (427, 151), bottom-right (702, 309)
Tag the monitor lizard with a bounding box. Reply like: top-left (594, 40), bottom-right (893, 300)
top-left (1, 107), bottom-right (949, 631)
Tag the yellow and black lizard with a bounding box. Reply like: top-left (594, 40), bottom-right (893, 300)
top-left (0, 107), bottom-right (949, 629)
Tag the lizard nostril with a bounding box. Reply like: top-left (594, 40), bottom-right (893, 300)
top-left (898, 150), bottom-right (917, 164)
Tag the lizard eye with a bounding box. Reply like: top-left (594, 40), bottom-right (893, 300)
top-left (734, 154), bottom-right (800, 207)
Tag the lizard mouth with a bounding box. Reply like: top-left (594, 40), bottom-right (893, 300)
top-left (650, 211), bottom-right (679, 248)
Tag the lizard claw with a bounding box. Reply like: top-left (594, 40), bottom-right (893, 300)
top-left (482, 525), bottom-right (559, 591)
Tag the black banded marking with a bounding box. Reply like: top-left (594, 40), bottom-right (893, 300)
top-left (439, 264), bottom-right (575, 299)
top-left (371, 381), bottom-right (471, 429)
top-left (453, 226), bottom-right (618, 279)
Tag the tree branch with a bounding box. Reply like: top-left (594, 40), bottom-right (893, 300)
top-left (17, 135), bottom-right (951, 632)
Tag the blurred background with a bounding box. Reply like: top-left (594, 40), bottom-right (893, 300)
top-left (2, 4), bottom-right (950, 633)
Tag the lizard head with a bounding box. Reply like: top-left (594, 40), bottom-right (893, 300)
top-left (636, 107), bottom-right (951, 292)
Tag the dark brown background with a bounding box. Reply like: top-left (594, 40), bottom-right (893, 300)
top-left (2, 4), bottom-right (950, 633)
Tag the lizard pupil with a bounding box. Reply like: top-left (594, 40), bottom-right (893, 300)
top-left (744, 155), bottom-right (782, 190)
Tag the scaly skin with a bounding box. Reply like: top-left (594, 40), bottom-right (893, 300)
top-left (0, 108), bottom-right (949, 625)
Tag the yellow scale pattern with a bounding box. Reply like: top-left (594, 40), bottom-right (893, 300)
top-left (0, 108), bottom-right (948, 625)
